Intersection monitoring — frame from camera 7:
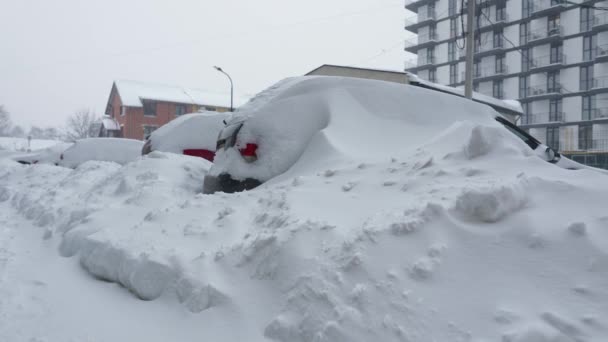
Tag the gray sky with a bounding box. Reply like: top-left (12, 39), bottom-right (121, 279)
top-left (0, 0), bottom-right (412, 128)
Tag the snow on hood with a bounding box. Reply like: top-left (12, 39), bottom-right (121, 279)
top-left (149, 111), bottom-right (229, 153)
top-left (211, 76), bottom-right (510, 182)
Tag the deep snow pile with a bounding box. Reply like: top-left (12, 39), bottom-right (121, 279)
top-left (1, 80), bottom-right (608, 341)
top-left (148, 111), bottom-right (227, 153)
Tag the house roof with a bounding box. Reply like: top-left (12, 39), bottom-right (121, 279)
top-left (306, 64), bottom-right (406, 76)
top-left (111, 80), bottom-right (248, 109)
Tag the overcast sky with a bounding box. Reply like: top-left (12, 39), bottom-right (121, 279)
top-left (0, 0), bottom-right (413, 128)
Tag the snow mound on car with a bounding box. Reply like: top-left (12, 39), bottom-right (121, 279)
top-left (149, 111), bottom-right (228, 153)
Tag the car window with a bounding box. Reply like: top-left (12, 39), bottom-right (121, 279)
top-left (495, 117), bottom-right (540, 150)
top-left (217, 122), bottom-right (243, 150)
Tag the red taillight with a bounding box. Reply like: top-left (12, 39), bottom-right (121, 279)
top-left (239, 143), bottom-right (258, 163)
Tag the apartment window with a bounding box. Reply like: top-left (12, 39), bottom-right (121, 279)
top-left (496, 3), bottom-right (506, 21)
top-left (579, 124), bottom-right (593, 150)
top-left (449, 64), bottom-right (458, 85)
top-left (175, 104), bottom-right (187, 116)
top-left (427, 2), bottom-right (435, 17)
top-left (520, 22), bottom-right (529, 45)
top-left (546, 127), bottom-right (560, 151)
top-left (582, 95), bottom-right (595, 120)
top-left (450, 18), bottom-right (458, 38)
top-left (449, 0), bottom-right (457, 16)
top-left (429, 68), bottom-right (437, 83)
top-left (493, 29), bottom-right (503, 48)
top-left (474, 61), bottom-right (481, 77)
top-left (547, 71), bottom-right (560, 93)
top-left (448, 42), bottom-right (456, 61)
top-left (143, 125), bottom-right (157, 139)
top-left (429, 24), bottom-right (437, 40)
top-left (496, 54), bottom-right (505, 73)
top-left (522, 0), bottom-right (532, 18)
top-left (493, 80), bottom-right (504, 99)
top-left (549, 99), bottom-right (562, 121)
top-left (581, 7), bottom-right (594, 32)
top-left (583, 35), bottom-right (596, 61)
top-left (548, 14), bottom-right (560, 33)
top-left (143, 101), bottom-right (157, 116)
top-left (550, 43), bottom-right (562, 64)
top-left (522, 49), bottom-right (531, 72)
top-left (521, 103), bottom-right (531, 124)
top-left (580, 65), bottom-right (594, 91)
top-left (519, 76), bottom-right (529, 98)
top-left (427, 47), bottom-right (435, 64)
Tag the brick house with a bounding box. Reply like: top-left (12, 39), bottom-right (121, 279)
top-left (104, 80), bottom-right (240, 140)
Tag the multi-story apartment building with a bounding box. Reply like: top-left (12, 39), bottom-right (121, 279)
top-left (404, 0), bottom-right (608, 169)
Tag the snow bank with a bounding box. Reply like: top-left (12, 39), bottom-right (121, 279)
top-left (1, 78), bottom-right (608, 341)
top-left (60, 138), bottom-right (144, 168)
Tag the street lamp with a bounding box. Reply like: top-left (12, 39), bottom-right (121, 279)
top-left (214, 66), bottom-right (233, 112)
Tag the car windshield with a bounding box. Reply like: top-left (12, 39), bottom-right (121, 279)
top-left (495, 117), bottom-right (540, 151)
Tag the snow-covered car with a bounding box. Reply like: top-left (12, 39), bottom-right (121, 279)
top-left (59, 138), bottom-right (144, 168)
top-left (13, 142), bottom-right (73, 165)
top-left (203, 76), bottom-right (602, 194)
top-left (141, 111), bottom-right (228, 162)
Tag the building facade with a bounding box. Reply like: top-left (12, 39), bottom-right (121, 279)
top-left (404, 0), bottom-right (608, 169)
top-left (104, 80), bottom-right (238, 140)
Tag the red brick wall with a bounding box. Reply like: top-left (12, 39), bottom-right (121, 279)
top-left (115, 102), bottom-right (198, 140)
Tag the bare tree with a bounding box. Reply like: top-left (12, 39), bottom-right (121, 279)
top-left (65, 109), bottom-right (99, 141)
top-left (0, 105), bottom-right (12, 136)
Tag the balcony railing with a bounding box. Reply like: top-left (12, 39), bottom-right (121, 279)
top-left (596, 44), bottom-right (608, 60)
top-left (531, 0), bottom-right (566, 15)
top-left (527, 25), bottom-right (562, 43)
top-left (530, 53), bottom-right (566, 69)
top-left (462, 64), bottom-right (508, 80)
top-left (526, 112), bottom-right (564, 124)
top-left (475, 39), bottom-right (504, 53)
top-left (404, 10), bottom-right (437, 28)
top-left (593, 12), bottom-right (608, 28)
top-left (592, 107), bottom-right (608, 119)
top-left (403, 33), bottom-right (438, 50)
top-left (478, 13), bottom-right (509, 28)
top-left (593, 76), bottom-right (608, 89)
top-left (526, 83), bottom-right (563, 97)
top-left (404, 56), bottom-right (436, 69)
top-left (591, 139), bottom-right (608, 151)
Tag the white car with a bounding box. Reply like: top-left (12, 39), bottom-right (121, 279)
top-left (59, 138), bottom-right (143, 168)
top-left (13, 142), bottom-right (73, 165)
top-left (203, 76), bottom-right (604, 194)
top-left (142, 111), bottom-right (229, 162)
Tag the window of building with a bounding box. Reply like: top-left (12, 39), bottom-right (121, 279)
top-left (143, 101), bottom-right (157, 116)
top-left (450, 18), bottom-right (458, 38)
top-left (522, 49), bottom-right (530, 72)
top-left (521, 102), bottom-right (531, 124)
top-left (548, 14), bottom-right (560, 33)
top-left (520, 22), bottom-right (529, 45)
top-left (580, 65), bottom-right (594, 91)
top-left (427, 2), bottom-right (435, 17)
top-left (582, 95), bottom-right (595, 120)
top-left (426, 47), bottom-right (435, 64)
top-left (143, 125), bottom-right (157, 139)
top-left (583, 35), bottom-right (596, 61)
top-left (448, 42), bottom-right (456, 61)
top-left (546, 127), bottom-right (560, 151)
top-left (429, 24), bottom-right (436, 40)
top-left (522, 0), bottom-right (532, 18)
top-left (581, 7), bottom-right (594, 32)
top-left (496, 2), bottom-right (506, 21)
top-left (579, 124), bottom-right (593, 150)
top-left (449, 0), bottom-right (457, 16)
top-left (493, 29), bottom-right (503, 48)
top-left (519, 76), bottom-right (529, 98)
top-left (547, 71), bottom-right (560, 93)
top-left (496, 54), bottom-right (505, 73)
top-left (549, 99), bottom-right (562, 121)
top-left (493, 80), bottom-right (504, 99)
top-left (449, 64), bottom-right (458, 85)
top-left (429, 68), bottom-right (437, 83)
top-left (474, 61), bottom-right (481, 77)
top-left (550, 43), bottom-right (562, 64)
top-left (121, 106), bottom-right (126, 116)
top-left (175, 104), bottom-right (187, 116)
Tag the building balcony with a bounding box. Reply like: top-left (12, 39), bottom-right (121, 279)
top-left (593, 12), bottom-right (608, 31)
top-left (591, 76), bottom-right (608, 93)
top-left (524, 84), bottom-right (563, 100)
top-left (523, 112), bottom-right (564, 125)
top-left (526, 25), bottom-right (563, 46)
top-left (592, 107), bottom-right (608, 119)
top-left (462, 64), bottom-right (509, 82)
top-left (529, 54), bottom-right (566, 72)
top-left (404, 34), bottom-right (439, 53)
top-left (596, 44), bottom-right (608, 63)
top-left (478, 13), bottom-right (509, 31)
top-left (404, 0), bottom-right (435, 11)
top-left (591, 139), bottom-right (608, 152)
top-left (530, 0), bottom-right (566, 18)
top-left (404, 56), bottom-right (436, 71)
top-left (404, 11), bottom-right (437, 33)
top-left (475, 39), bottom-right (505, 57)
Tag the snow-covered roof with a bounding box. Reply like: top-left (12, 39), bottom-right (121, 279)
top-left (101, 116), bottom-right (120, 131)
top-left (113, 80), bottom-right (248, 109)
top-left (307, 64), bottom-right (406, 76)
top-left (405, 72), bottom-right (523, 117)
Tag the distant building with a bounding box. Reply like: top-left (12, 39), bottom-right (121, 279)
top-left (104, 80), bottom-right (243, 140)
top-left (97, 116), bottom-right (121, 138)
top-left (305, 64), bottom-right (522, 122)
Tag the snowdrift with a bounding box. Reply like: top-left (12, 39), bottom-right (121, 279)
top-left (1, 77), bottom-right (608, 341)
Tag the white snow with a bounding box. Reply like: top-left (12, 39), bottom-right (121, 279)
top-left (1, 76), bottom-right (608, 342)
top-left (59, 138), bottom-right (144, 168)
top-left (148, 111), bottom-right (228, 153)
top-left (114, 80), bottom-right (249, 109)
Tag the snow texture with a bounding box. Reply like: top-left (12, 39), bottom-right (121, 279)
top-left (148, 111), bottom-right (228, 153)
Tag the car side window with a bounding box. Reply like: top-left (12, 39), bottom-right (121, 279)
top-left (495, 117), bottom-right (540, 150)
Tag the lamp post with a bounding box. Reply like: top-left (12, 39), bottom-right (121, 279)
top-left (214, 66), bottom-right (233, 111)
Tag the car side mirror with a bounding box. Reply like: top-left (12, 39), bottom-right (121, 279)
top-left (545, 147), bottom-right (560, 163)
